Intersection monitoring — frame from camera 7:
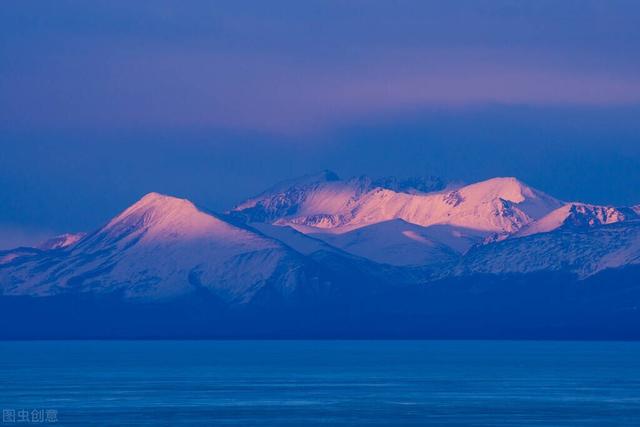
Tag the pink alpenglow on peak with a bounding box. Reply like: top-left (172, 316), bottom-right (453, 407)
top-left (232, 175), bottom-right (565, 265)
top-left (102, 192), bottom-right (236, 239)
top-left (1, 192), bottom-right (309, 303)
top-left (515, 203), bottom-right (639, 237)
top-left (99, 191), bottom-right (289, 248)
top-left (240, 176), bottom-right (563, 234)
top-left (232, 171), bottom-right (446, 225)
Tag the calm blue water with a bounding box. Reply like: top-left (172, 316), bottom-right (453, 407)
top-left (1, 340), bottom-right (639, 426)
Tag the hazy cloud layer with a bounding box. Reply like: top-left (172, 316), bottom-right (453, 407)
top-left (2, 1), bottom-right (639, 132)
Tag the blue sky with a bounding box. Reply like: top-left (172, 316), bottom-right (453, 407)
top-left (1, 1), bottom-right (640, 248)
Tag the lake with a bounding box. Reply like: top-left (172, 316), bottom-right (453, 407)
top-left (1, 340), bottom-right (639, 426)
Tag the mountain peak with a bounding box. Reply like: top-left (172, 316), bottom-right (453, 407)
top-left (3, 190), bottom-right (305, 303)
top-left (101, 192), bottom-right (218, 239)
top-left (135, 191), bottom-right (192, 207)
top-left (459, 177), bottom-right (562, 220)
top-left (464, 177), bottom-right (534, 203)
top-left (118, 192), bottom-right (196, 217)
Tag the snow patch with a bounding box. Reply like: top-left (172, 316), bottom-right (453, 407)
top-left (38, 232), bottom-right (87, 250)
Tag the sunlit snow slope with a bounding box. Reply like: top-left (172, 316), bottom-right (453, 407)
top-left (0, 193), bottom-right (310, 302)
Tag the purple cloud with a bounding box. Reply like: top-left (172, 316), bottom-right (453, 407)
top-left (2, 45), bottom-right (640, 134)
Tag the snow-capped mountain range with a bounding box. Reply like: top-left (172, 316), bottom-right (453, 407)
top-left (231, 171), bottom-right (639, 270)
top-left (1, 171), bottom-right (639, 338)
top-left (1, 193), bottom-right (316, 302)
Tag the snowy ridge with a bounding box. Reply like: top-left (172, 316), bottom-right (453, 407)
top-left (232, 170), bottom-right (446, 225)
top-left (232, 171), bottom-right (367, 223)
top-left (0, 193), bottom-right (310, 302)
top-left (247, 222), bottom-right (336, 256)
top-left (234, 175), bottom-right (564, 264)
top-left (237, 176), bottom-right (562, 234)
top-left (456, 220), bottom-right (640, 278)
top-left (516, 203), bottom-right (639, 237)
top-left (308, 219), bottom-right (459, 266)
top-left (330, 177), bottom-right (562, 234)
